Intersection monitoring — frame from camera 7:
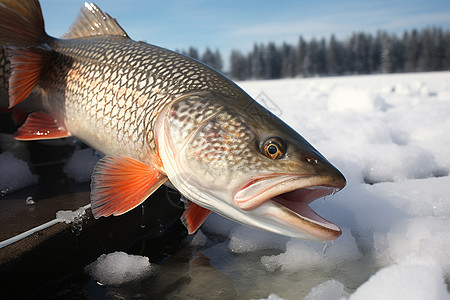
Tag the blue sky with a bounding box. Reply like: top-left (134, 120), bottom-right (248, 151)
top-left (41, 0), bottom-right (450, 68)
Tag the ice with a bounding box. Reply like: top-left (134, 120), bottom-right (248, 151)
top-left (374, 216), bottom-right (450, 270)
top-left (63, 148), bottom-right (100, 182)
top-left (349, 256), bottom-right (450, 300)
top-left (306, 257), bottom-right (450, 300)
top-left (56, 206), bottom-right (87, 224)
top-left (303, 280), bottom-right (348, 300)
top-left (85, 252), bottom-right (155, 286)
top-left (0, 151), bottom-right (37, 194)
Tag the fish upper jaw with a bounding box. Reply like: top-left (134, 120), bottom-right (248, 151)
top-left (233, 173), bottom-right (346, 241)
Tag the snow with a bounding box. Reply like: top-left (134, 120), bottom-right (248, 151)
top-left (0, 151), bottom-right (37, 194)
top-left (85, 252), bottom-right (156, 286)
top-left (304, 280), bottom-right (348, 300)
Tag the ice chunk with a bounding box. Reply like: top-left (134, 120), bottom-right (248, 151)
top-left (0, 152), bottom-right (37, 194)
top-left (261, 228), bottom-right (360, 272)
top-left (349, 256), bottom-right (450, 300)
top-left (85, 252), bottom-right (155, 286)
top-left (63, 148), bottom-right (100, 182)
top-left (304, 280), bottom-right (348, 300)
top-left (56, 206), bottom-right (87, 224)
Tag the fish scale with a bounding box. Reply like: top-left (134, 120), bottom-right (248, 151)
top-left (37, 36), bottom-right (249, 163)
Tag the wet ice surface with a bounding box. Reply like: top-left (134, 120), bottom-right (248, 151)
top-left (3, 72), bottom-right (450, 299)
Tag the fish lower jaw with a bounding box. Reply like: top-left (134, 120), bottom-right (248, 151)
top-left (272, 188), bottom-right (341, 232)
top-left (235, 178), bottom-right (343, 240)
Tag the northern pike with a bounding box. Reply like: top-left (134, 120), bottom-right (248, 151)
top-left (0, 0), bottom-right (346, 240)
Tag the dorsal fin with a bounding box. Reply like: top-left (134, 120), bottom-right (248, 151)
top-left (62, 2), bottom-right (129, 39)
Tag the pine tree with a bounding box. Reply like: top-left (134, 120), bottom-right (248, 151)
top-left (201, 48), bottom-right (223, 72)
top-left (327, 34), bottom-right (342, 75)
top-left (404, 30), bottom-right (420, 72)
top-left (281, 43), bottom-right (297, 78)
top-left (296, 36), bottom-right (307, 77)
top-left (230, 50), bottom-right (248, 80)
top-left (380, 32), bottom-right (394, 73)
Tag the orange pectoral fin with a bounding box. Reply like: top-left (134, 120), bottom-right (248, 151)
top-left (90, 155), bottom-right (167, 219)
top-left (181, 200), bottom-right (211, 234)
top-left (14, 111), bottom-right (71, 140)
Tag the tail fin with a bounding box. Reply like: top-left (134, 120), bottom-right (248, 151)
top-left (0, 0), bottom-right (46, 47)
top-left (0, 0), bottom-right (51, 108)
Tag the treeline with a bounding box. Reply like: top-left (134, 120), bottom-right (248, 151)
top-left (180, 27), bottom-right (450, 80)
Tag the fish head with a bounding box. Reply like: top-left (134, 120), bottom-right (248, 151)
top-left (156, 91), bottom-right (346, 241)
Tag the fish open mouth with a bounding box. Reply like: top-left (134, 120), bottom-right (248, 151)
top-left (234, 175), bottom-right (344, 240)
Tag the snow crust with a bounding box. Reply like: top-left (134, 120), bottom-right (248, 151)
top-left (85, 252), bottom-right (155, 286)
top-left (0, 152), bottom-right (37, 194)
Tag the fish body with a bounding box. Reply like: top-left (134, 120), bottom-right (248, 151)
top-left (0, 0), bottom-right (346, 240)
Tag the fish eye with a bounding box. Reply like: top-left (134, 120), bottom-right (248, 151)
top-left (262, 137), bottom-right (286, 159)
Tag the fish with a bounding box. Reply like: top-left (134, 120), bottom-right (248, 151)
top-left (0, 0), bottom-right (346, 241)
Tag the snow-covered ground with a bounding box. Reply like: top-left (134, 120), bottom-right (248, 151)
top-left (2, 71), bottom-right (450, 299)
top-left (202, 71), bottom-right (450, 299)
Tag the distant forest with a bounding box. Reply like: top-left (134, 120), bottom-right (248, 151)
top-left (179, 27), bottom-right (450, 80)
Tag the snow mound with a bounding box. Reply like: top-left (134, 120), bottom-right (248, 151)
top-left (0, 152), bottom-right (37, 194)
top-left (85, 252), bottom-right (156, 286)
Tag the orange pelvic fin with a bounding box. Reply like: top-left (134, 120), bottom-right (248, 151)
top-left (14, 111), bottom-right (71, 140)
top-left (91, 155), bottom-right (167, 219)
top-left (5, 47), bottom-right (52, 108)
top-left (181, 201), bottom-right (211, 234)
